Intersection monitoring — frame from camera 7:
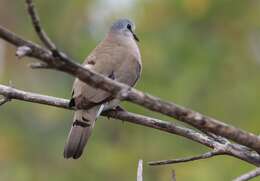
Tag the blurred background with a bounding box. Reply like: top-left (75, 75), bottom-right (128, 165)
top-left (0, 0), bottom-right (260, 180)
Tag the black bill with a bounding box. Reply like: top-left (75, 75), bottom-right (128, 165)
top-left (133, 33), bottom-right (140, 42)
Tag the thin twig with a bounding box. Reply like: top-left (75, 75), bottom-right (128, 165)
top-left (0, 84), bottom-right (259, 166)
top-left (233, 167), bottom-right (260, 181)
top-left (25, 0), bottom-right (58, 55)
top-left (148, 150), bottom-right (223, 166)
top-left (137, 160), bottom-right (143, 181)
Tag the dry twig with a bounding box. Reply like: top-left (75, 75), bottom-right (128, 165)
top-left (233, 167), bottom-right (260, 181)
top-left (137, 160), bottom-right (143, 181)
top-left (25, 0), bottom-right (58, 54)
top-left (148, 150), bottom-right (223, 166)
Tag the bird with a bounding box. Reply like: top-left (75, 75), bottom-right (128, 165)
top-left (63, 18), bottom-right (142, 159)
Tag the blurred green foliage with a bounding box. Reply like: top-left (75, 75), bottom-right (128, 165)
top-left (1, 0), bottom-right (260, 180)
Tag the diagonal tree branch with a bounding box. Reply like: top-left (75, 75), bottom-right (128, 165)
top-left (233, 167), bottom-right (260, 181)
top-left (25, 0), bottom-right (58, 54)
top-left (0, 84), bottom-right (260, 166)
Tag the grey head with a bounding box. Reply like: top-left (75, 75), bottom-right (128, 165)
top-left (110, 18), bottom-right (139, 42)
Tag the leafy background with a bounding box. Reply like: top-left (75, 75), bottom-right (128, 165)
top-left (0, 0), bottom-right (260, 180)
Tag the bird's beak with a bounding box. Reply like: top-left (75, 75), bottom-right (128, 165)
top-left (129, 29), bottom-right (139, 42)
top-left (133, 32), bottom-right (140, 42)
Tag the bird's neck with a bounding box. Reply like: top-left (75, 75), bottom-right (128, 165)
top-left (105, 31), bottom-right (136, 47)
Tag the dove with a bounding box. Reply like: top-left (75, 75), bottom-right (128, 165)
top-left (63, 18), bottom-right (142, 159)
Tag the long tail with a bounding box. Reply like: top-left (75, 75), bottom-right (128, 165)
top-left (63, 105), bottom-right (103, 159)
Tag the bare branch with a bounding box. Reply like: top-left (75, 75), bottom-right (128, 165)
top-left (233, 167), bottom-right (260, 181)
top-left (0, 0), bottom-right (260, 154)
top-left (0, 84), bottom-right (69, 109)
top-left (137, 160), bottom-right (143, 181)
top-left (16, 46), bottom-right (32, 58)
top-left (148, 150), bottom-right (223, 166)
top-left (0, 84), bottom-right (260, 167)
top-left (25, 0), bottom-right (57, 54)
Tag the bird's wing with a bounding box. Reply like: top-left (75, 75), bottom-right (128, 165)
top-left (114, 54), bottom-right (141, 87)
top-left (70, 45), bottom-right (116, 108)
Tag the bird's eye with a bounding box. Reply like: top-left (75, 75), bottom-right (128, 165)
top-left (127, 24), bottom-right (132, 31)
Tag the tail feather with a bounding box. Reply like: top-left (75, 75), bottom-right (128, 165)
top-left (64, 106), bottom-right (102, 159)
top-left (64, 124), bottom-right (90, 159)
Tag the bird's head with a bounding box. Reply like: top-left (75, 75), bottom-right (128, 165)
top-left (110, 18), bottom-right (139, 42)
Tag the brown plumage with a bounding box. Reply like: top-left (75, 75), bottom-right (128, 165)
top-left (63, 19), bottom-right (142, 159)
